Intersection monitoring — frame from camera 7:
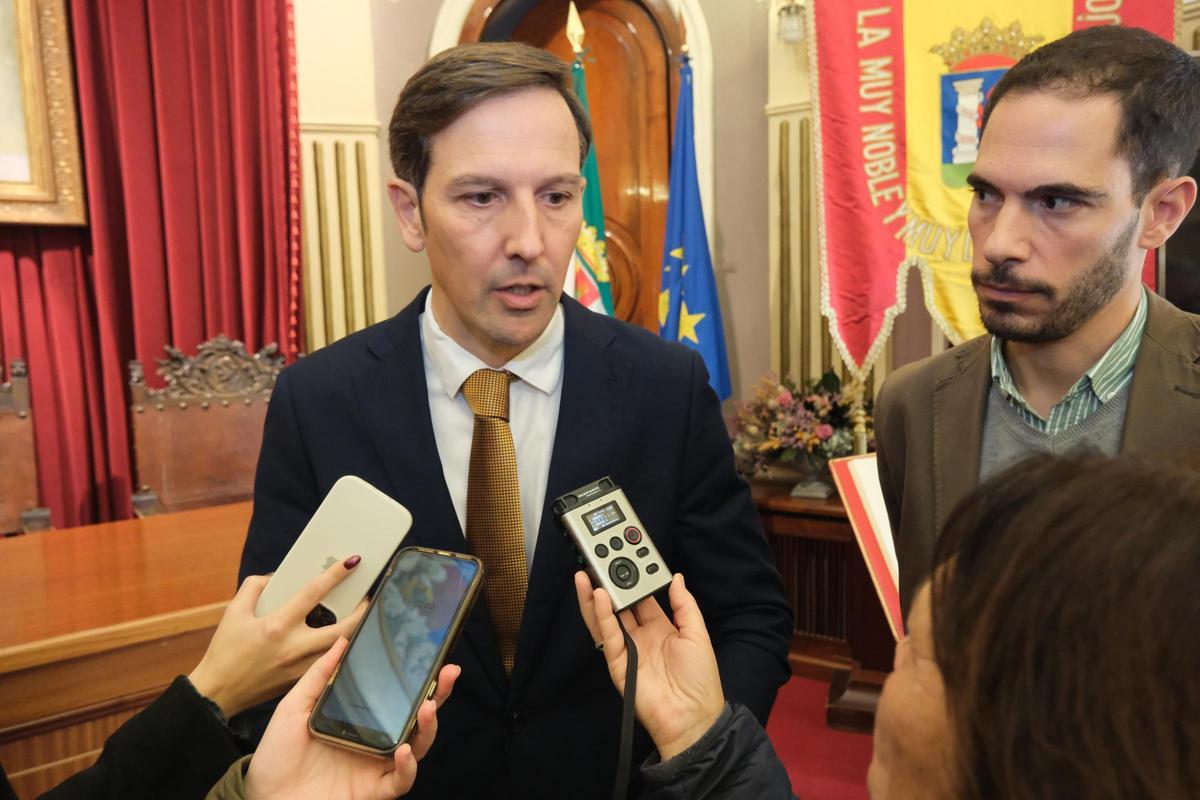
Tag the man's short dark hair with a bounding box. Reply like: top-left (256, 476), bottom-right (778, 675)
top-left (981, 26), bottom-right (1200, 202)
top-left (388, 42), bottom-right (593, 195)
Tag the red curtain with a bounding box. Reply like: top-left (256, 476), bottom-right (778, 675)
top-left (0, 228), bottom-right (124, 526)
top-left (0, 0), bottom-right (300, 527)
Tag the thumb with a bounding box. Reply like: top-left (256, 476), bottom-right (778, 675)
top-left (281, 636), bottom-right (349, 711)
top-left (668, 574), bottom-right (712, 646)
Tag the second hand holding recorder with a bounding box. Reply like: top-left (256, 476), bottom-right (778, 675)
top-left (553, 477), bottom-right (672, 610)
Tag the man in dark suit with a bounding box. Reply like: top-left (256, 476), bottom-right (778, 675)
top-left (238, 42), bottom-right (793, 799)
top-left (875, 26), bottom-right (1200, 616)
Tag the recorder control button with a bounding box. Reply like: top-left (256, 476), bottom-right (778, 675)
top-left (609, 557), bottom-right (639, 589)
top-left (646, 563), bottom-right (660, 575)
top-left (609, 536), bottom-right (624, 551)
top-left (624, 526), bottom-right (642, 544)
top-left (594, 543), bottom-right (609, 558)
top-left (636, 546), bottom-right (649, 558)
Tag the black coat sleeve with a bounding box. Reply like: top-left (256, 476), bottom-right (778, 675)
top-left (671, 353), bottom-right (794, 723)
top-left (638, 704), bottom-right (796, 800)
top-left (238, 369), bottom-right (322, 582)
top-left (38, 677), bottom-right (247, 800)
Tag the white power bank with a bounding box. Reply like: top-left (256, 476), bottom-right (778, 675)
top-left (254, 475), bottom-right (413, 622)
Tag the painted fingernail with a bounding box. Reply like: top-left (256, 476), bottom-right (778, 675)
top-left (343, 555), bottom-right (361, 569)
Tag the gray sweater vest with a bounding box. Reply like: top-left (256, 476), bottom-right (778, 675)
top-left (979, 382), bottom-right (1130, 482)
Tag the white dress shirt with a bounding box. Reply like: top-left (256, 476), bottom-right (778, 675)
top-left (419, 291), bottom-right (564, 564)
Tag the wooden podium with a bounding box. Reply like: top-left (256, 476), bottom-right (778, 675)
top-left (0, 503), bottom-right (251, 798)
top-left (753, 482), bottom-right (895, 732)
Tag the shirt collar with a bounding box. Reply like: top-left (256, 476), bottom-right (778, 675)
top-left (990, 287), bottom-right (1148, 407)
top-left (421, 289), bottom-right (565, 400)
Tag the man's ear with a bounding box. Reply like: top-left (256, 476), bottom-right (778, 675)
top-left (388, 178), bottom-right (426, 253)
top-left (1138, 175), bottom-right (1197, 250)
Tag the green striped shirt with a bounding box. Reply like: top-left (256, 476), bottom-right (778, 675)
top-left (990, 289), bottom-right (1147, 435)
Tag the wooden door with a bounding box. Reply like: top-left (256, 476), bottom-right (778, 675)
top-left (460, 0), bottom-right (682, 331)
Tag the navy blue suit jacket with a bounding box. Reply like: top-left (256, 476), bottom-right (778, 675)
top-left (238, 290), bottom-right (793, 799)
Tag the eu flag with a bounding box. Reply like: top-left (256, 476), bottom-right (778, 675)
top-left (659, 54), bottom-right (732, 400)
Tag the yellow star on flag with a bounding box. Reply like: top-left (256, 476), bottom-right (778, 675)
top-left (677, 301), bottom-right (706, 344)
top-left (659, 289), bottom-right (670, 328)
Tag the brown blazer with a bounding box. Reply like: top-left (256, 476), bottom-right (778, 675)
top-left (875, 291), bottom-right (1200, 615)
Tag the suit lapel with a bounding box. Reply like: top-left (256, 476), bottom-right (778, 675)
top-left (512, 299), bottom-right (629, 694)
top-left (1123, 292), bottom-right (1200, 455)
top-left (931, 338), bottom-right (991, 536)
top-left (352, 288), bottom-right (508, 695)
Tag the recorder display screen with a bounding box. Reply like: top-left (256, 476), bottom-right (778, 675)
top-left (316, 551), bottom-right (478, 746)
top-left (584, 501), bottom-right (625, 535)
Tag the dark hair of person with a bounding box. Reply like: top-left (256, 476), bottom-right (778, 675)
top-left (387, 42), bottom-right (592, 197)
top-left (931, 451), bottom-right (1200, 799)
top-left (981, 25), bottom-right (1200, 202)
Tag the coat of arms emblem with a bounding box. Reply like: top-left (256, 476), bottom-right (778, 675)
top-left (931, 19), bottom-right (1043, 187)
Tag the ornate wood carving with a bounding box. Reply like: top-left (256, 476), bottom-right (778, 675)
top-left (128, 338), bottom-right (283, 514)
top-left (129, 336), bottom-right (283, 406)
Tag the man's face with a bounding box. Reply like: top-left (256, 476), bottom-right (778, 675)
top-left (966, 91), bottom-right (1144, 342)
top-left (868, 584), bottom-right (955, 800)
top-left (390, 87), bottom-right (583, 366)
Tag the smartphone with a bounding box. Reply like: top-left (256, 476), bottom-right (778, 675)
top-left (308, 547), bottom-right (484, 755)
top-left (254, 475), bottom-right (413, 623)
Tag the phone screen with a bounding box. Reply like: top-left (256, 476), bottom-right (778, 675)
top-left (311, 549), bottom-right (480, 750)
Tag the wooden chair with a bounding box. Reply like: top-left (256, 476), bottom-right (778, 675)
top-left (0, 359), bottom-right (52, 534)
top-left (129, 336), bottom-right (284, 515)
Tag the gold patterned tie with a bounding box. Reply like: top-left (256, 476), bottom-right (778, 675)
top-left (461, 368), bottom-right (528, 674)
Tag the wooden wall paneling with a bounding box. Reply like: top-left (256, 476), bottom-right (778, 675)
top-left (754, 484), bottom-right (895, 731)
top-left (334, 142), bottom-right (361, 333)
top-left (1182, 1), bottom-right (1200, 53)
top-left (356, 142), bottom-right (378, 326)
top-left (0, 708), bottom-right (137, 798)
top-left (300, 123), bottom-right (387, 353)
top-left (777, 120), bottom-right (791, 378)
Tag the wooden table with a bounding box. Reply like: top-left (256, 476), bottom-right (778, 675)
top-left (0, 502), bottom-right (251, 798)
top-left (753, 482), bottom-right (895, 732)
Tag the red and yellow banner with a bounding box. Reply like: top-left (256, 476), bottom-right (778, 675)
top-left (808, 0), bottom-right (1176, 377)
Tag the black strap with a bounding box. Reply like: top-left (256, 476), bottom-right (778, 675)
top-left (612, 616), bottom-right (637, 800)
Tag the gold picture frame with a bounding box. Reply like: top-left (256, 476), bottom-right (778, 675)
top-left (0, 0), bottom-right (85, 226)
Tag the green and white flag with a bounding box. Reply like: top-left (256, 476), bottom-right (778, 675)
top-left (563, 4), bottom-right (613, 315)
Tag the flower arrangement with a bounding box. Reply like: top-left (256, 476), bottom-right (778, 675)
top-left (731, 370), bottom-right (872, 478)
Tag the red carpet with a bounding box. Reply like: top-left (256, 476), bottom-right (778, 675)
top-left (765, 677), bottom-right (873, 799)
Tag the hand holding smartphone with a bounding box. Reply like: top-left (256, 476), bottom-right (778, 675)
top-left (255, 476), bottom-right (413, 624)
top-left (309, 547), bottom-right (483, 755)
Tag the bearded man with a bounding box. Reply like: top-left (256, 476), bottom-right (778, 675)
top-left (874, 25), bottom-right (1200, 616)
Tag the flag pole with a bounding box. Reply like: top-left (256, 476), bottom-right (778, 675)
top-left (853, 401), bottom-right (868, 455)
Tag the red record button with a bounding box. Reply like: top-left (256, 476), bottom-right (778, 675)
top-left (623, 526), bottom-right (643, 545)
